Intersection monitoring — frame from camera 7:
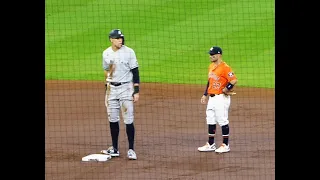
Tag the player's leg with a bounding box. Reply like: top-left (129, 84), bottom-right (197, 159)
top-left (121, 99), bottom-right (135, 149)
top-left (214, 95), bottom-right (231, 153)
top-left (119, 83), bottom-right (137, 159)
top-left (101, 93), bottom-right (121, 156)
top-left (120, 99), bottom-right (136, 159)
top-left (198, 96), bottom-right (217, 151)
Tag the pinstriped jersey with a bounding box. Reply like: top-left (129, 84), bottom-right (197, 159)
top-left (102, 45), bottom-right (139, 83)
top-left (207, 61), bottom-right (237, 94)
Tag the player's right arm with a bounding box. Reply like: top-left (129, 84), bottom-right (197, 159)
top-left (104, 70), bottom-right (109, 81)
top-left (203, 80), bottom-right (209, 96)
top-left (102, 51), bottom-right (110, 88)
top-left (201, 65), bottom-right (211, 104)
top-left (201, 80), bottom-right (209, 104)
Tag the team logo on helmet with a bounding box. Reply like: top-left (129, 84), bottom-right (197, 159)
top-left (228, 72), bottom-right (234, 77)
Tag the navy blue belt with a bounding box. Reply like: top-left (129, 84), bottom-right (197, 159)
top-left (209, 94), bottom-right (221, 97)
top-left (110, 82), bottom-right (129, 86)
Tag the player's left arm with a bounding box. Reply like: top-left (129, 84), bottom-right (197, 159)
top-left (222, 67), bottom-right (237, 94)
top-left (129, 49), bottom-right (140, 101)
top-left (131, 67), bottom-right (140, 94)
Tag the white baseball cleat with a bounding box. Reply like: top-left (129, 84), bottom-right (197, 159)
top-left (215, 143), bottom-right (230, 153)
top-left (127, 149), bottom-right (137, 160)
top-left (198, 142), bottom-right (216, 151)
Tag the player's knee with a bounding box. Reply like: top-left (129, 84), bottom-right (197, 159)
top-left (221, 124), bottom-right (229, 136)
top-left (108, 114), bottom-right (120, 122)
top-left (217, 118), bottom-right (229, 127)
top-left (109, 118), bottom-right (120, 123)
top-left (124, 117), bottom-right (134, 124)
top-left (206, 119), bottom-right (215, 125)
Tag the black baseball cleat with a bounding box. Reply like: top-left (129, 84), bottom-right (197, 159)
top-left (100, 146), bottom-right (120, 157)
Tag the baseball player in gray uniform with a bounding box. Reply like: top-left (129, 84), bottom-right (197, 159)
top-left (100, 29), bottom-right (140, 160)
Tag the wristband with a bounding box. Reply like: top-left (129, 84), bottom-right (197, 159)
top-left (226, 82), bottom-right (234, 90)
top-left (133, 86), bottom-right (140, 94)
top-left (204, 88), bottom-right (208, 96)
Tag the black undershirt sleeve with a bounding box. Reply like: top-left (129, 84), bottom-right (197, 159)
top-left (131, 67), bottom-right (140, 84)
top-left (203, 80), bottom-right (209, 96)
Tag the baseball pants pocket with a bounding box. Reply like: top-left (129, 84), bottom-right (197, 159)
top-left (107, 100), bottom-right (121, 122)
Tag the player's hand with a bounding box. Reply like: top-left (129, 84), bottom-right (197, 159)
top-left (222, 88), bottom-right (236, 96)
top-left (133, 93), bottom-right (139, 103)
top-left (104, 82), bottom-right (109, 91)
top-left (200, 95), bottom-right (207, 104)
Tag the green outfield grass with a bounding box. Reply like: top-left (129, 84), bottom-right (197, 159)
top-left (45, 0), bottom-right (274, 88)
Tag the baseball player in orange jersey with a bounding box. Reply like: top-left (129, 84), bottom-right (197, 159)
top-left (198, 46), bottom-right (238, 153)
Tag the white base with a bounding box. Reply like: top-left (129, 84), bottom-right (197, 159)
top-left (82, 154), bottom-right (112, 162)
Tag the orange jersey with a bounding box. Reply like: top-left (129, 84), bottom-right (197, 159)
top-left (207, 61), bottom-right (237, 94)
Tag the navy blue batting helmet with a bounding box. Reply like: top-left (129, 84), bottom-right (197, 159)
top-left (208, 46), bottom-right (222, 55)
top-left (109, 29), bottom-right (125, 45)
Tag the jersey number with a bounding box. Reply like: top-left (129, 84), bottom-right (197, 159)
top-left (212, 82), bottom-right (221, 90)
